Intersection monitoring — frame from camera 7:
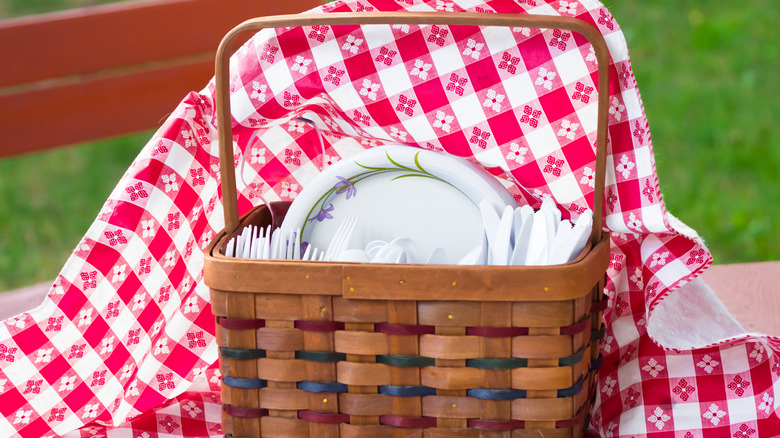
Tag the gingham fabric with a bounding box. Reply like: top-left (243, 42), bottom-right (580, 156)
top-left (2, 0), bottom-right (779, 437)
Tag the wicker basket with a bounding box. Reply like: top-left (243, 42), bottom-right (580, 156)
top-left (205, 11), bottom-right (611, 438)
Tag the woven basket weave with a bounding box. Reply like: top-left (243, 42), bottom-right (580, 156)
top-left (205, 11), bottom-right (612, 438)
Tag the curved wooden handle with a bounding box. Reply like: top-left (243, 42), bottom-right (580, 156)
top-left (215, 11), bottom-right (610, 245)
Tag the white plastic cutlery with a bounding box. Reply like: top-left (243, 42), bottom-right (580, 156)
top-left (479, 200), bottom-right (501, 261)
top-left (568, 210), bottom-right (593, 262)
top-left (457, 229), bottom-right (488, 265)
top-left (225, 199), bottom-right (592, 267)
top-left (548, 219), bottom-right (574, 265)
top-left (525, 208), bottom-right (548, 266)
top-left (491, 205), bottom-right (514, 265)
top-left (324, 216), bottom-right (358, 262)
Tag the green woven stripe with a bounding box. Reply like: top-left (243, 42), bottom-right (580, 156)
top-left (219, 347), bottom-right (266, 360)
top-left (558, 347), bottom-right (586, 367)
top-left (295, 350), bottom-right (347, 362)
top-left (466, 357), bottom-right (528, 370)
top-left (376, 354), bottom-right (435, 368)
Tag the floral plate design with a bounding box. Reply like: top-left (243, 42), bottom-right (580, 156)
top-left (280, 145), bottom-right (517, 264)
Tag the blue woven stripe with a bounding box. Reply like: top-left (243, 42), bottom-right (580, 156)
top-left (378, 385), bottom-right (437, 397)
top-left (297, 381), bottom-right (348, 394)
top-left (590, 354), bottom-right (604, 372)
top-left (222, 376), bottom-right (267, 389)
top-left (557, 377), bottom-right (585, 398)
top-left (466, 388), bottom-right (526, 400)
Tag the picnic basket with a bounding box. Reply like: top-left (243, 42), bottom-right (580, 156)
top-left (204, 11), bottom-right (611, 438)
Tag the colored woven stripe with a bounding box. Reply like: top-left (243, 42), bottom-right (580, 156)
top-left (558, 346), bottom-right (586, 367)
top-left (467, 419), bottom-right (526, 430)
top-left (559, 319), bottom-right (589, 335)
top-left (298, 410), bottom-right (350, 424)
top-left (557, 377), bottom-right (584, 398)
top-left (223, 404), bottom-right (268, 418)
top-left (217, 316), bottom-right (265, 330)
top-left (378, 385), bottom-right (437, 397)
top-left (295, 350), bottom-right (347, 362)
top-left (297, 381), bottom-right (348, 393)
top-left (466, 326), bottom-right (528, 337)
top-left (591, 298), bottom-right (609, 312)
top-left (375, 323), bottom-right (435, 335)
top-left (222, 376), bottom-right (267, 389)
top-left (380, 415), bottom-right (437, 428)
top-left (590, 327), bottom-right (605, 341)
top-left (591, 354), bottom-right (604, 371)
top-left (376, 354), bottom-right (435, 368)
top-left (294, 320), bottom-right (345, 332)
top-left (219, 347), bottom-right (266, 360)
top-left (466, 388), bottom-right (526, 400)
top-left (466, 357), bottom-right (527, 369)
top-left (556, 410), bottom-right (586, 428)
top-left (465, 321), bottom-right (588, 337)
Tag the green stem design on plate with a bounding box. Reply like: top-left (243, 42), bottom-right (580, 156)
top-left (301, 151), bottom-right (470, 236)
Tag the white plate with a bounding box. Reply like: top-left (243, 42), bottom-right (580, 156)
top-left (281, 145), bottom-right (517, 264)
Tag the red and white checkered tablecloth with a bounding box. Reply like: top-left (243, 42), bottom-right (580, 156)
top-left (2, 0), bottom-right (779, 436)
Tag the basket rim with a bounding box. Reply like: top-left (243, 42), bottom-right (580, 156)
top-left (204, 206), bottom-right (610, 302)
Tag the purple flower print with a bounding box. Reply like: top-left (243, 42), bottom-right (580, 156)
top-left (334, 176), bottom-right (357, 199)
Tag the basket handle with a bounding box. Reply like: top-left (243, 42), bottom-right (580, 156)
top-left (215, 11), bottom-right (610, 246)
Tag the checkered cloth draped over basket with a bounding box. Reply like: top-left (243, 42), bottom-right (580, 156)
top-left (2, 0), bottom-right (779, 437)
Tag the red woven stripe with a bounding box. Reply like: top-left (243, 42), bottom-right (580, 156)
top-left (223, 404), bottom-right (268, 418)
top-left (298, 410), bottom-right (350, 424)
top-left (380, 415), bottom-right (437, 428)
top-left (591, 299), bottom-right (609, 312)
top-left (555, 410), bottom-right (586, 428)
top-left (466, 326), bottom-right (528, 337)
top-left (559, 319), bottom-right (589, 335)
top-left (294, 320), bottom-right (345, 332)
top-left (217, 317), bottom-right (265, 330)
top-left (375, 323), bottom-right (435, 335)
top-left (467, 419), bottom-right (525, 430)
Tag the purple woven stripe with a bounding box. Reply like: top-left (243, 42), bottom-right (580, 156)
top-left (466, 326), bottom-right (529, 337)
top-left (555, 410), bottom-right (586, 428)
top-left (223, 404), bottom-right (268, 418)
top-left (467, 419), bottom-right (526, 430)
top-left (298, 410), bottom-right (350, 424)
top-left (217, 316), bottom-right (265, 330)
top-left (466, 321), bottom-right (587, 337)
top-left (380, 415), bottom-right (437, 428)
top-left (375, 323), bottom-right (435, 335)
top-left (294, 320), bottom-right (345, 332)
top-left (559, 319), bottom-right (589, 336)
top-left (591, 299), bottom-right (609, 312)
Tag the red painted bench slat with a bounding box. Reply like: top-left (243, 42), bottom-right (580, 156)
top-left (0, 0), bottom-right (323, 157)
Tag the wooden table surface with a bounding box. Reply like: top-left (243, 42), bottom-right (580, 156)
top-left (1, 261), bottom-right (778, 335)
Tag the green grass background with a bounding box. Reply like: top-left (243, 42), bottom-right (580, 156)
top-left (0, 0), bottom-right (778, 291)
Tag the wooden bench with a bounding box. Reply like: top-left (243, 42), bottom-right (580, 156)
top-left (0, 0), bottom-right (777, 336)
top-left (0, 0), bottom-right (322, 157)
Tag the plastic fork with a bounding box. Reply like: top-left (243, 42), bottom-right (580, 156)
top-left (324, 216), bottom-right (359, 261)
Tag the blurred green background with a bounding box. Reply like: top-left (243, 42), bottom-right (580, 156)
top-left (0, 0), bottom-right (778, 291)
